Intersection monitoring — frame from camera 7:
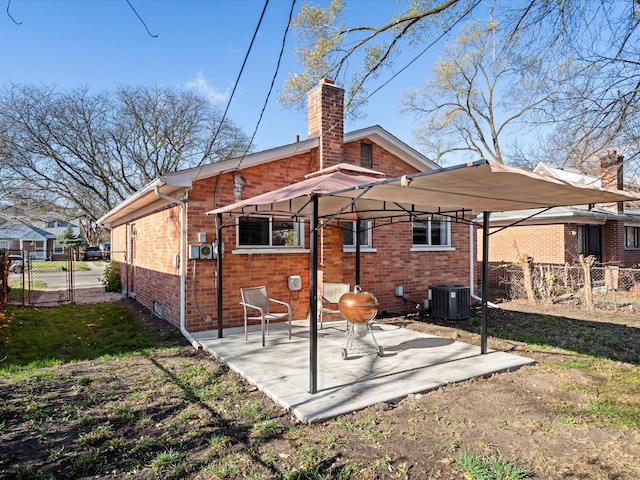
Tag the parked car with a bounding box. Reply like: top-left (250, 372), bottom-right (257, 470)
top-left (83, 246), bottom-right (103, 260)
top-left (7, 255), bottom-right (29, 273)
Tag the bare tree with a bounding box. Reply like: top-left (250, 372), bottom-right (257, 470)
top-left (500, 1), bottom-right (640, 182)
top-left (0, 84), bottom-right (250, 243)
top-left (400, 19), bottom-right (564, 164)
top-left (279, 0), bottom-right (476, 115)
top-left (281, 1), bottom-right (639, 181)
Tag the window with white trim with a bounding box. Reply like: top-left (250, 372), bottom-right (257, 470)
top-left (625, 226), bottom-right (639, 249)
top-left (54, 241), bottom-right (64, 254)
top-left (0, 239), bottom-right (9, 250)
top-left (343, 221), bottom-right (372, 248)
top-left (412, 216), bottom-right (450, 247)
top-left (238, 216), bottom-right (303, 248)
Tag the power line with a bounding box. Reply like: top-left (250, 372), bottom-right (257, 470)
top-left (126, 0), bottom-right (158, 38)
top-left (6, 0), bottom-right (22, 24)
top-left (344, 0), bottom-right (481, 120)
top-left (234, 0), bottom-right (297, 173)
top-left (194, 0), bottom-right (270, 181)
top-left (315, 0), bottom-right (481, 142)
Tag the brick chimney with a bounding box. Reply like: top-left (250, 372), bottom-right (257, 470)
top-left (307, 78), bottom-right (344, 169)
top-left (599, 149), bottom-right (624, 213)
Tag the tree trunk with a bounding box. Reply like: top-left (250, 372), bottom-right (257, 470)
top-left (522, 254), bottom-right (536, 305)
top-left (579, 254), bottom-right (594, 310)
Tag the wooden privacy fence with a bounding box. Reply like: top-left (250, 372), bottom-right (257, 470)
top-left (495, 257), bottom-right (640, 312)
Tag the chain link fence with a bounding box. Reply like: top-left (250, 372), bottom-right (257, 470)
top-left (494, 261), bottom-right (640, 311)
top-left (4, 249), bottom-right (122, 307)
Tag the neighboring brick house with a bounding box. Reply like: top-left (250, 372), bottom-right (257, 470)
top-left (0, 217), bottom-right (81, 261)
top-left (482, 152), bottom-right (640, 284)
top-left (99, 79), bottom-right (476, 335)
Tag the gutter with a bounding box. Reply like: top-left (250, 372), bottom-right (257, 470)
top-left (470, 218), bottom-right (499, 309)
top-left (98, 178), bottom-right (163, 226)
top-left (154, 186), bottom-right (201, 350)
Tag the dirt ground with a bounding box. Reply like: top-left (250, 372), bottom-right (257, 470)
top-left (1, 298), bottom-right (639, 479)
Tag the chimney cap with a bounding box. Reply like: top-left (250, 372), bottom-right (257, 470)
top-left (319, 78), bottom-right (335, 85)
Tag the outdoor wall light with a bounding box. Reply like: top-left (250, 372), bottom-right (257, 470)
top-left (571, 230), bottom-right (577, 236)
top-left (395, 285), bottom-right (404, 297)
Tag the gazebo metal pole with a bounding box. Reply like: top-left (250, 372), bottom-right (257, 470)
top-left (309, 195), bottom-right (319, 394)
top-left (216, 213), bottom-right (224, 339)
top-left (355, 219), bottom-right (362, 286)
top-left (481, 211), bottom-right (490, 354)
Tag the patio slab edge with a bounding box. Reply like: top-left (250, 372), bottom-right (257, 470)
top-left (196, 322), bottom-right (536, 424)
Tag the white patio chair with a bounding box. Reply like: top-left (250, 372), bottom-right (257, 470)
top-left (320, 282), bottom-right (350, 329)
top-left (240, 286), bottom-right (292, 347)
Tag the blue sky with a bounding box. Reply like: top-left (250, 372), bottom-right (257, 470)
top-left (1, 1), bottom-right (466, 155)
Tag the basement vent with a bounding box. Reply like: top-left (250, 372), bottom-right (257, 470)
top-left (152, 301), bottom-right (163, 318)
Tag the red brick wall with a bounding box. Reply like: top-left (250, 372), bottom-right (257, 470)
top-left (624, 246), bottom-right (640, 266)
top-left (109, 143), bottom-right (474, 331)
top-left (109, 206), bottom-right (182, 327)
top-left (107, 77), bottom-right (476, 332)
top-left (481, 219), bottom-right (640, 288)
top-left (484, 220), bottom-right (638, 267)
top-left (195, 143), bottom-right (473, 330)
top-left (597, 213), bottom-right (640, 267)
top-left (480, 223), bottom-right (568, 288)
top-left (343, 140), bottom-right (416, 175)
top-left (482, 224), bottom-right (567, 264)
top-left (319, 141), bottom-right (474, 314)
top-left (342, 218), bottom-right (473, 314)
top-left (307, 79), bottom-right (344, 169)
top-left (183, 152), bottom-right (316, 331)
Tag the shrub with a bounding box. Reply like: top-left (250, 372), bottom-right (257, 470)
top-left (102, 261), bottom-right (122, 292)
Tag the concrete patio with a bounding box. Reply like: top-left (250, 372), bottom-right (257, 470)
top-left (193, 319), bottom-right (535, 424)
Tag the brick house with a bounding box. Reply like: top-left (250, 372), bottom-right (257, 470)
top-left (482, 152), bottom-right (640, 283)
top-left (98, 79), bottom-right (476, 336)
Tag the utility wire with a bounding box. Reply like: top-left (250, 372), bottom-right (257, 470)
top-left (126, 0), bottom-right (158, 38)
top-left (193, 0), bottom-right (270, 182)
top-left (344, 0), bottom-right (481, 120)
top-left (234, 0), bottom-right (297, 172)
top-left (6, 0), bottom-right (22, 24)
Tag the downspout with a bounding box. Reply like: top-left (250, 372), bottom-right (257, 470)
top-left (470, 218), bottom-right (499, 309)
top-left (154, 186), bottom-right (201, 349)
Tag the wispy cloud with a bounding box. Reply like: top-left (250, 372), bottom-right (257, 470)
top-left (185, 72), bottom-right (228, 104)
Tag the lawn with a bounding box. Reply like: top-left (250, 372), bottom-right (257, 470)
top-left (30, 260), bottom-right (92, 272)
top-left (0, 300), bottom-right (638, 479)
top-left (0, 303), bottom-right (157, 372)
top-left (6, 279), bottom-right (47, 303)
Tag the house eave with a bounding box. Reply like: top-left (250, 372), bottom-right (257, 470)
top-left (97, 179), bottom-right (183, 228)
top-left (161, 137), bottom-right (320, 186)
top-left (484, 206), bottom-right (628, 227)
top-left (98, 127), bottom-right (441, 229)
top-left (98, 138), bottom-right (321, 228)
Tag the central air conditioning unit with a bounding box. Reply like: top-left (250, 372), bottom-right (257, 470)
top-left (430, 285), bottom-right (471, 320)
top-left (199, 243), bottom-right (213, 259)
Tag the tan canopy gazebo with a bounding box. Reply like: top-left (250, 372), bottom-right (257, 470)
top-left (207, 160), bottom-right (640, 393)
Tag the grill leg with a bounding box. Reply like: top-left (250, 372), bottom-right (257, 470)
top-left (368, 323), bottom-right (384, 357)
top-left (342, 323), bottom-right (355, 360)
top-left (341, 322), bottom-right (384, 359)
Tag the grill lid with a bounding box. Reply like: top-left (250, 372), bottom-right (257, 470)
top-left (338, 285), bottom-right (379, 324)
